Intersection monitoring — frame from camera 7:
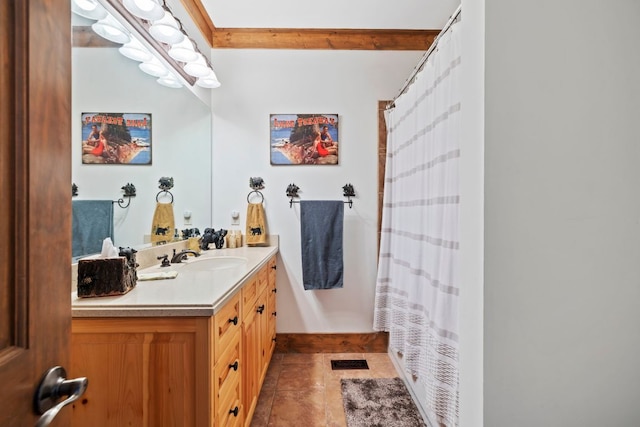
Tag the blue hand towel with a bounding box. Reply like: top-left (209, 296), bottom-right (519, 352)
top-left (72, 200), bottom-right (114, 258)
top-left (300, 200), bottom-right (344, 290)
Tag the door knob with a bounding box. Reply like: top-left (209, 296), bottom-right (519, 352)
top-left (33, 366), bottom-right (88, 427)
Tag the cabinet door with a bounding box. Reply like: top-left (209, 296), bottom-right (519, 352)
top-left (242, 307), bottom-right (260, 425)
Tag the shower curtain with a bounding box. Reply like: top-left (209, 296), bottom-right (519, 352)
top-left (374, 21), bottom-right (461, 427)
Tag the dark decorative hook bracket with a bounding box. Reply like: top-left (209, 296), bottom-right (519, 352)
top-left (248, 177), bottom-right (265, 203)
top-left (72, 183), bottom-right (78, 197)
top-left (342, 183), bottom-right (355, 208)
top-left (156, 176), bottom-right (174, 203)
top-left (114, 182), bottom-right (136, 208)
top-left (286, 183), bottom-right (300, 207)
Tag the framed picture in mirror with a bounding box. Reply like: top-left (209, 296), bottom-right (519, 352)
top-left (81, 112), bottom-right (152, 165)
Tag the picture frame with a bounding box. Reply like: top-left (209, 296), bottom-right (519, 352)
top-left (270, 114), bottom-right (339, 165)
top-left (81, 112), bottom-right (152, 165)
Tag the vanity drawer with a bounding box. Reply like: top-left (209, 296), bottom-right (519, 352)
top-left (214, 292), bottom-right (241, 361)
top-left (241, 276), bottom-right (258, 320)
top-left (216, 370), bottom-right (242, 427)
top-left (214, 332), bottom-right (241, 414)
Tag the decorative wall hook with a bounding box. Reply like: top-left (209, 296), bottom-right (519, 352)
top-left (114, 182), bottom-right (136, 208)
top-left (72, 183), bottom-right (78, 197)
top-left (343, 183), bottom-right (355, 208)
top-left (156, 177), bottom-right (174, 203)
top-left (248, 177), bottom-right (265, 203)
top-left (286, 183), bottom-right (300, 207)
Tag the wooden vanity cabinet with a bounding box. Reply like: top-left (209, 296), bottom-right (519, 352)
top-left (69, 255), bottom-right (277, 427)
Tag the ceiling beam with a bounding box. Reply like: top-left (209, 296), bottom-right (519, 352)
top-left (73, 26), bottom-right (120, 48)
top-left (211, 28), bottom-right (439, 50)
top-left (179, 0), bottom-right (215, 43)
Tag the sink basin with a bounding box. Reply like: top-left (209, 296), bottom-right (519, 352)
top-left (181, 256), bottom-right (248, 271)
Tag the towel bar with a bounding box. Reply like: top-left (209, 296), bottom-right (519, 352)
top-left (286, 183), bottom-right (355, 208)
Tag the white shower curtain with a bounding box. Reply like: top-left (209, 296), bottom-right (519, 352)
top-left (374, 21), bottom-right (461, 427)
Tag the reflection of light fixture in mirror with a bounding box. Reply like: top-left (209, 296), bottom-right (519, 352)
top-left (149, 11), bottom-right (184, 44)
top-left (72, 0), bottom-right (108, 20)
top-left (123, 0), bottom-right (164, 21)
top-left (196, 69), bottom-right (221, 89)
top-left (168, 37), bottom-right (198, 62)
top-left (184, 53), bottom-right (210, 78)
top-left (119, 38), bottom-right (153, 62)
top-left (92, 14), bottom-right (131, 44)
top-left (157, 73), bottom-right (183, 89)
top-left (139, 57), bottom-right (169, 78)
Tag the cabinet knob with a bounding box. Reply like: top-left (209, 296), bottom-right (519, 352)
top-left (271, 264), bottom-right (277, 270)
top-left (272, 311), bottom-right (277, 317)
top-left (257, 305), bottom-right (265, 314)
top-left (272, 337), bottom-right (277, 342)
top-left (229, 406), bottom-right (239, 417)
top-left (271, 288), bottom-right (277, 293)
top-left (229, 360), bottom-right (238, 371)
top-left (228, 316), bottom-right (238, 325)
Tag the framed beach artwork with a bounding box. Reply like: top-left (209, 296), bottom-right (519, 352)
top-left (81, 112), bottom-right (152, 165)
top-left (270, 114), bottom-right (339, 165)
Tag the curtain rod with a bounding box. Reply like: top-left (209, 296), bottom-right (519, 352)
top-left (387, 4), bottom-right (462, 109)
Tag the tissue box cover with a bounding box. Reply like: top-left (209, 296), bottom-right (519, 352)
top-left (77, 257), bottom-right (137, 298)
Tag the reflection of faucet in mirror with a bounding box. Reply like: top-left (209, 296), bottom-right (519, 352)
top-left (171, 249), bottom-right (200, 264)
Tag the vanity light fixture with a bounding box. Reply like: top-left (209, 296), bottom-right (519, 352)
top-left (91, 14), bottom-right (131, 44)
top-left (122, 0), bottom-right (164, 21)
top-left (72, 0), bottom-right (108, 20)
top-left (75, 0), bottom-right (221, 89)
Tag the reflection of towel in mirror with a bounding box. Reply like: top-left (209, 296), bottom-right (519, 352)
top-left (72, 200), bottom-right (114, 258)
top-left (246, 203), bottom-right (268, 246)
top-left (151, 202), bottom-right (175, 244)
top-left (300, 200), bottom-right (344, 290)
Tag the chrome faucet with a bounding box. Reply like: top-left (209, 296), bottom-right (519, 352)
top-left (171, 249), bottom-right (200, 263)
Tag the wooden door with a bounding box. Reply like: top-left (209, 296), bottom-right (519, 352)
top-left (0, 0), bottom-right (73, 425)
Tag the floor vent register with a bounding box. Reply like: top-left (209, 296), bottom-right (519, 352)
top-left (330, 359), bottom-right (370, 370)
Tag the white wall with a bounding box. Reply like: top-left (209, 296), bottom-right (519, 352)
top-left (485, 0), bottom-right (640, 425)
top-left (72, 48), bottom-right (212, 251)
top-left (210, 49), bottom-right (424, 333)
top-left (459, 0), bottom-right (485, 425)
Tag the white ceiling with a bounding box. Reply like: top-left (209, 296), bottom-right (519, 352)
top-left (200, 0), bottom-right (460, 30)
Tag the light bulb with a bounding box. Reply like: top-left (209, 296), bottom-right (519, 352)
top-left (92, 15), bottom-right (131, 44)
top-left (149, 11), bottom-right (184, 44)
top-left (139, 57), bottom-right (169, 78)
top-left (196, 69), bottom-right (221, 88)
top-left (184, 54), bottom-right (210, 78)
top-left (123, 0), bottom-right (164, 21)
top-left (71, 0), bottom-right (107, 20)
top-left (168, 38), bottom-right (198, 62)
top-left (157, 74), bottom-right (183, 88)
top-left (119, 38), bottom-right (153, 62)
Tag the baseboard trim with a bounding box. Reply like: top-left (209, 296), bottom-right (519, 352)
top-left (274, 332), bottom-right (389, 353)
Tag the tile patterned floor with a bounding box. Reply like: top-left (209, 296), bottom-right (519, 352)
top-left (250, 352), bottom-right (399, 427)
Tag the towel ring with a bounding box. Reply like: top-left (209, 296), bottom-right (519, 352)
top-left (247, 190), bottom-right (264, 203)
top-left (156, 190), bottom-right (174, 203)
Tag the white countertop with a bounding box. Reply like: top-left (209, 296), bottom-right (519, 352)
top-left (72, 243), bottom-right (278, 318)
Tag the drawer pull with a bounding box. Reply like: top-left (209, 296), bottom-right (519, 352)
top-left (271, 264), bottom-right (277, 270)
top-left (272, 311), bottom-right (277, 316)
top-left (271, 288), bottom-right (277, 293)
top-left (257, 305), bottom-right (265, 314)
top-left (229, 406), bottom-right (239, 417)
top-left (272, 337), bottom-right (277, 342)
top-left (229, 360), bottom-right (238, 371)
top-left (228, 316), bottom-right (238, 325)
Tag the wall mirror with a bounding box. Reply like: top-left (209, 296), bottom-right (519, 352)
top-left (71, 8), bottom-right (213, 260)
